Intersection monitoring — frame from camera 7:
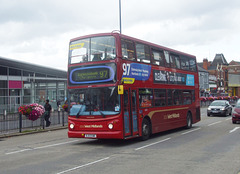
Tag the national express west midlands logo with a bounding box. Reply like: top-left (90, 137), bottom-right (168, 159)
top-left (153, 70), bottom-right (194, 86)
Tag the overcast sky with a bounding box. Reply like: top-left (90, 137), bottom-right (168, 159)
top-left (0, 0), bottom-right (240, 71)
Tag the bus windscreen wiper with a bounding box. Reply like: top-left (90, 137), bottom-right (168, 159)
top-left (99, 110), bottom-right (106, 118)
top-left (76, 105), bottom-right (83, 118)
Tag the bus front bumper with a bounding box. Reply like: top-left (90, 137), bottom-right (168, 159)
top-left (68, 130), bottom-right (123, 139)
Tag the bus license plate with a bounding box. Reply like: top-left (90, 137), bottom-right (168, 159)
top-left (85, 134), bottom-right (97, 138)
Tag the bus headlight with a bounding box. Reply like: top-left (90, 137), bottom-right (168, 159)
top-left (108, 123), bottom-right (113, 129)
top-left (69, 123), bottom-right (75, 129)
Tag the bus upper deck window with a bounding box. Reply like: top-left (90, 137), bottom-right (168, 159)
top-left (121, 39), bottom-right (136, 61)
top-left (136, 43), bottom-right (150, 64)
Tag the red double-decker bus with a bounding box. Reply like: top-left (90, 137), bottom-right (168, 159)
top-left (67, 32), bottom-right (200, 140)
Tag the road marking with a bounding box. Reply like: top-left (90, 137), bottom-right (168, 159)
top-left (225, 118), bottom-right (232, 121)
top-left (208, 121), bottom-right (222, 126)
top-left (181, 128), bottom-right (201, 135)
top-left (5, 148), bottom-right (32, 155)
top-left (135, 138), bottom-right (171, 151)
top-left (56, 157), bottom-right (110, 174)
top-left (229, 127), bottom-right (240, 133)
top-left (5, 140), bottom-right (79, 155)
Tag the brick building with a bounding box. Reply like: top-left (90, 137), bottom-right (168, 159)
top-left (199, 54), bottom-right (240, 97)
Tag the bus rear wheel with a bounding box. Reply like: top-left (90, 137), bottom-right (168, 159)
top-left (186, 113), bottom-right (192, 129)
top-left (141, 118), bottom-right (151, 141)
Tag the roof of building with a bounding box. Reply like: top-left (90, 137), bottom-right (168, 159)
top-left (229, 60), bottom-right (240, 65)
top-left (210, 54), bottom-right (228, 70)
top-left (198, 65), bottom-right (208, 72)
top-left (0, 56), bottom-right (67, 78)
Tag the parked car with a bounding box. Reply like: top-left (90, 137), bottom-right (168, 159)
top-left (232, 99), bottom-right (240, 124)
top-left (207, 100), bottom-right (232, 117)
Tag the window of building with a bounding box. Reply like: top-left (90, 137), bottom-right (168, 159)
top-left (47, 75), bottom-right (56, 78)
top-left (9, 68), bottom-right (22, 76)
top-left (23, 96), bottom-right (31, 104)
top-left (0, 89), bottom-right (8, 96)
top-left (37, 83), bottom-right (47, 89)
top-left (48, 89), bottom-right (57, 102)
top-left (24, 82), bottom-right (31, 89)
top-left (0, 81), bottom-right (7, 88)
top-left (36, 89), bottom-right (46, 103)
top-left (58, 82), bottom-right (65, 88)
top-left (136, 43), bottom-right (151, 63)
top-left (0, 66), bottom-right (7, 75)
top-left (154, 89), bottom-right (166, 107)
top-left (57, 89), bottom-right (65, 102)
top-left (35, 73), bottom-right (46, 77)
top-left (152, 49), bottom-right (165, 66)
top-left (0, 96), bottom-right (8, 105)
top-left (48, 82), bottom-right (57, 88)
top-left (121, 39), bottom-right (136, 61)
top-left (23, 71), bottom-right (34, 77)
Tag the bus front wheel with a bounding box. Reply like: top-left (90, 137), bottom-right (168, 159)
top-left (186, 113), bottom-right (192, 129)
top-left (141, 118), bottom-right (151, 141)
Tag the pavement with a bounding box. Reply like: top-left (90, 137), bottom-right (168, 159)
top-left (0, 124), bottom-right (68, 139)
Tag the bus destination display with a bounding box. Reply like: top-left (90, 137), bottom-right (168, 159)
top-left (69, 65), bottom-right (115, 85)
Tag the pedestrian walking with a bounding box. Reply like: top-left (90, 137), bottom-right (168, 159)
top-left (44, 99), bottom-right (52, 127)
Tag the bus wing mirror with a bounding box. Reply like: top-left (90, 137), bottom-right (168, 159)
top-left (118, 85), bottom-right (124, 95)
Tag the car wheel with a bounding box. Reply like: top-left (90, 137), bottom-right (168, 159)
top-left (141, 118), bottom-right (151, 141)
top-left (232, 120), bottom-right (236, 124)
top-left (229, 109), bottom-right (232, 116)
top-left (225, 111), bottom-right (228, 117)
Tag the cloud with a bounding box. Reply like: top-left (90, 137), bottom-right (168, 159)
top-left (0, 0), bottom-right (239, 69)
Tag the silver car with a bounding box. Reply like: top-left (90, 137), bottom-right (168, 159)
top-left (207, 100), bottom-right (232, 117)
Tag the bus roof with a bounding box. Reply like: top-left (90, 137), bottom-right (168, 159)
top-left (70, 32), bottom-right (196, 58)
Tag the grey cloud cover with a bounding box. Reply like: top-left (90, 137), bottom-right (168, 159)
top-left (0, 0), bottom-right (239, 70)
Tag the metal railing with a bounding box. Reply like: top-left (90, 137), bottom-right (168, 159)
top-left (0, 109), bottom-right (68, 135)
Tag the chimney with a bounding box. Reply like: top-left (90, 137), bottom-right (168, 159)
top-left (203, 58), bottom-right (208, 70)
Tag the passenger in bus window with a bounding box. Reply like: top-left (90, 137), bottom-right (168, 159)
top-left (128, 52), bottom-right (135, 61)
top-left (140, 95), bottom-right (152, 107)
top-left (81, 55), bottom-right (88, 62)
top-left (105, 54), bottom-right (113, 60)
top-left (92, 53), bottom-right (102, 61)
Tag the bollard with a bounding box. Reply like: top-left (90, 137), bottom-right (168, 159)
top-left (62, 110), bottom-right (64, 126)
top-left (58, 105), bottom-right (61, 124)
top-left (42, 114), bottom-right (45, 129)
top-left (4, 110), bottom-right (7, 120)
top-left (19, 113), bottom-right (22, 133)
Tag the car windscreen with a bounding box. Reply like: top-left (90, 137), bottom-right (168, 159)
top-left (236, 102), bottom-right (240, 108)
top-left (210, 101), bottom-right (226, 106)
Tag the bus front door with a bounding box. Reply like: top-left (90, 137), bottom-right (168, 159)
top-left (123, 89), bottom-right (139, 138)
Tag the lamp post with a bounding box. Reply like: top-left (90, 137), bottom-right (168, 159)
top-left (119, 0), bottom-right (122, 34)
